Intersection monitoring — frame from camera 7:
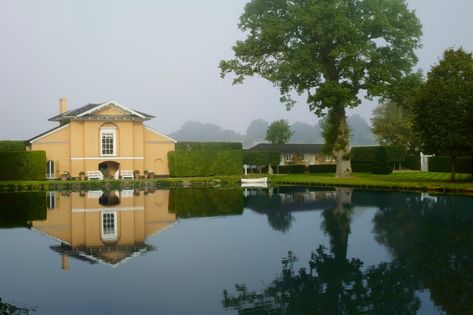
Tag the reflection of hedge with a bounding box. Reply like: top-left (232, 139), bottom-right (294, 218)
top-left (169, 188), bottom-right (244, 218)
top-left (429, 156), bottom-right (473, 173)
top-left (352, 146), bottom-right (406, 163)
top-left (0, 192), bottom-right (46, 228)
top-left (168, 150), bottom-right (243, 176)
top-left (175, 142), bottom-right (242, 151)
top-left (0, 141), bottom-right (25, 152)
top-left (243, 151), bottom-right (280, 166)
top-left (0, 151), bottom-right (46, 180)
top-left (308, 164), bottom-right (336, 173)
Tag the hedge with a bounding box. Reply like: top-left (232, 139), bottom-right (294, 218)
top-left (175, 142), bottom-right (242, 151)
top-left (168, 150), bottom-right (243, 177)
top-left (277, 165), bottom-right (306, 174)
top-left (351, 162), bottom-right (372, 172)
top-left (0, 151), bottom-right (46, 180)
top-left (429, 156), bottom-right (473, 173)
top-left (243, 151), bottom-right (280, 166)
top-left (308, 164), bottom-right (336, 173)
top-left (372, 147), bottom-right (393, 174)
top-left (405, 155), bottom-right (421, 170)
top-left (169, 188), bottom-right (244, 218)
top-left (0, 192), bottom-right (46, 228)
top-left (352, 146), bottom-right (406, 163)
top-left (0, 141), bottom-right (26, 152)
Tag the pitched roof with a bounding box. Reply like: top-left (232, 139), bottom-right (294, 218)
top-left (49, 100), bottom-right (154, 122)
top-left (248, 143), bottom-right (325, 154)
top-left (27, 123), bottom-right (69, 144)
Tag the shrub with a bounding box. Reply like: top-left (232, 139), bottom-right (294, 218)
top-left (243, 151), bottom-right (280, 166)
top-left (372, 147), bottom-right (393, 174)
top-left (0, 192), bottom-right (46, 228)
top-left (352, 146), bottom-right (406, 163)
top-left (168, 150), bottom-right (243, 177)
top-left (405, 155), bottom-right (421, 170)
top-left (276, 165), bottom-right (306, 174)
top-left (351, 162), bottom-right (372, 172)
top-left (0, 141), bottom-right (26, 152)
top-left (429, 156), bottom-right (473, 173)
top-left (0, 151), bottom-right (46, 180)
top-left (175, 142), bottom-right (242, 151)
top-left (308, 164), bottom-right (336, 173)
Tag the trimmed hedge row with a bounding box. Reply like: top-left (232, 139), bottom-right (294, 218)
top-left (175, 142), bottom-right (242, 151)
top-left (429, 156), bottom-right (473, 173)
top-left (372, 147), bottom-right (393, 174)
top-left (0, 151), bottom-right (46, 180)
top-left (277, 165), bottom-right (306, 174)
top-left (352, 146), bottom-right (406, 163)
top-left (0, 192), bottom-right (46, 228)
top-left (168, 150), bottom-right (243, 177)
top-left (352, 162), bottom-right (372, 172)
top-left (308, 164), bottom-right (336, 173)
top-left (405, 155), bottom-right (421, 170)
top-left (0, 141), bottom-right (26, 152)
top-left (243, 151), bottom-right (280, 166)
top-left (168, 188), bottom-right (244, 218)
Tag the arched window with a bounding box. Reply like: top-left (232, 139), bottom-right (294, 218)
top-left (46, 160), bottom-right (55, 179)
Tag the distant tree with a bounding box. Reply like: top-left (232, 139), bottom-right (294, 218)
top-left (413, 48), bottom-right (473, 180)
top-left (290, 122), bottom-right (323, 144)
top-left (168, 121), bottom-right (243, 142)
top-left (348, 114), bottom-right (376, 146)
top-left (220, 0), bottom-right (422, 177)
top-left (243, 119), bottom-right (269, 148)
top-left (265, 119), bottom-right (294, 144)
top-left (371, 102), bottom-right (417, 152)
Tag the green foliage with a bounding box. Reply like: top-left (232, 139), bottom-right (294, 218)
top-left (405, 155), bottom-right (421, 170)
top-left (308, 164), bottom-right (336, 173)
top-left (175, 141), bottom-right (242, 151)
top-left (351, 162), bottom-right (373, 173)
top-left (372, 147), bottom-right (393, 174)
top-left (277, 165), bottom-right (306, 174)
top-left (168, 188), bottom-right (243, 218)
top-left (168, 150), bottom-right (243, 177)
top-left (352, 146), bottom-right (406, 163)
top-left (413, 48), bottom-right (473, 178)
top-left (0, 151), bottom-right (46, 180)
top-left (0, 141), bottom-right (25, 152)
top-left (243, 151), bottom-right (280, 166)
top-left (0, 192), bottom-right (46, 228)
top-left (429, 156), bottom-right (472, 174)
top-left (265, 119), bottom-right (294, 144)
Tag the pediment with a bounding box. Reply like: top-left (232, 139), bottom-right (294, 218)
top-left (92, 104), bottom-right (130, 116)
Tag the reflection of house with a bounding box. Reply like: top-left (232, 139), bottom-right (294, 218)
top-left (248, 144), bottom-right (335, 166)
top-left (27, 98), bottom-right (176, 179)
top-left (33, 190), bottom-right (176, 269)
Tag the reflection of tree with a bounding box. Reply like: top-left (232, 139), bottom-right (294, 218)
top-left (373, 193), bottom-right (473, 315)
top-left (223, 188), bottom-right (420, 314)
top-left (0, 297), bottom-right (35, 314)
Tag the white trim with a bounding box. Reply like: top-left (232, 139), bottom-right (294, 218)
top-left (78, 101), bottom-right (146, 119)
top-left (71, 157), bottom-right (144, 160)
top-left (101, 211), bottom-right (118, 241)
top-left (144, 125), bottom-right (177, 143)
top-left (46, 160), bottom-right (56, 179)
top-left (100, 128), bottom-right (116, 156)
top-left (72, 206), bottom-right (144, 213)
top-left (29, 124), bottom-right (70, 144)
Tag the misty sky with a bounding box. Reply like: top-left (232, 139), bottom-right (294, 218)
top-left (1, 0), bottom-right (472, 140)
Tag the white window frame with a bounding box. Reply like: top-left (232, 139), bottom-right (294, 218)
top-left (100, 127), bottom-right (116, 157)
top-left (286, 154), bottom-right (293, 162)
top-left (46, 160), bottom-right (55, 179)
top-left (47, 191), bottom-right (56, 209)
top-left (101, 211), bottom-right (118, 242)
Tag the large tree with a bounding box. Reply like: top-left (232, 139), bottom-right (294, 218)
top-left (413, 48), bottom-right (473, 180)
top-left (220, 0), bottom-right (422, 177)
top-left (265, 119), bottom-right (294, 144)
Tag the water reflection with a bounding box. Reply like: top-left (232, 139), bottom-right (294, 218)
top-left (0, 297), bottom-right (35, 314)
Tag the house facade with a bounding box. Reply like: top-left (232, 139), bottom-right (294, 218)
top-left (248, 143), bottom-right (335, 166)
top-left (27, 98), bottom-right (176, 179)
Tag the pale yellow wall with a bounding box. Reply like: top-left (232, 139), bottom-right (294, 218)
top-left (143, 127), bottom-right (175, 175)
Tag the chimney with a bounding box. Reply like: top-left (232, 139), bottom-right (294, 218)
top-left (59, 97), bottom-right (68, 114)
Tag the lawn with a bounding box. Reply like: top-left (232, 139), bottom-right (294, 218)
top-left (270, 171), bottom-right (473, 193)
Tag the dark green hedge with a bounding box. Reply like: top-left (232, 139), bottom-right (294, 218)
top-left (429, 156), bottom-right (473, 173)
top-left (277, 165), bottom-right (306, 174)
top-left (352, 162), bottom-right (372, 172)
top-left (352, 146), bottom-right (406, 163)
top-left (372, 147), bottom-right (393, 175)
top-left (169, 188), bottom-right (243, 218)
top-left (175, 142), bottom-right (242, 151)
top-left (0, 141), bottom-right (26, 152)
top-left (308, 164), bottom-right (336, 173)
top-left (168, 150), bottom-right (243, 177)
top-left (405, 155), bottom-right (421, 170)
top-left (0, 192), bottom-right (46, 228)
top-left (0, 151), bottom-right (46, 180)
top-left (243, 151), bottom-right (280, 166)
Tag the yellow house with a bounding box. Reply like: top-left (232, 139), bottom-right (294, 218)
top-left (27, 98), bottom-right (176, 179)
top-left (33, 189), bottom-right (176, 269)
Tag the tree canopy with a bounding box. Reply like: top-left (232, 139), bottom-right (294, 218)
top-left (265, 119), bottom-right (294, 144)
top-left (413, 48), bottom-right (473, 179)
top-left (220, 0), bottom-right (422, 177)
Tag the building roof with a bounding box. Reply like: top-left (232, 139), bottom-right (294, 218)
top-left (27, 123), bottom-right (70, 144)
top-left (48, 100), bottom-right (155, 122)
top-left (248, 143), bottom-right (325, 154)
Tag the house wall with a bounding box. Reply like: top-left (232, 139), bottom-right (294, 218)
top-left (279, 153), bottom-right (335, 166)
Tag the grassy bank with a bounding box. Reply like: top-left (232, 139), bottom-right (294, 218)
top-left (270, 172), bottom-right (473, 194)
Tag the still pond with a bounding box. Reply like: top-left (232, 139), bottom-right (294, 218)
top-left (0, 186), bottom-right (472, 314)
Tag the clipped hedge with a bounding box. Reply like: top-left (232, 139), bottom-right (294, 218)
top-left (175, 142), bottom-right (242, 151)
top-left (243, 151), bottom-right (280, 166)
top-left (0, 141), bottom-right (25, 152)
top-left (277, 165), bottom-right (306, 174)
top-left (0, 151), bottom-right (46, 180)
top-left (405, 155), bottom-right (421, 170)
top-left (0, 192), bottom-right (46, 228)
top-left (372, 147), bottom-right (393, 175)
top-left (168, 150), bottom-right (243, 177)
top-left (169, 188), bottom-right (244, 218)
top-left (352, 146), bottom-right (406, 163)
top-left (429, 156), bottom-right (473, 173)
top-left (351, 162), bottom-right (372, 172)
top-left (308, 164), bottom-right (336, 173)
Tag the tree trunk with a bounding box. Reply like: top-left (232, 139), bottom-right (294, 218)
top-left (333, 108), bottom-right (352, 178)
top-left (450, 155), bottom-right (457, 181)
